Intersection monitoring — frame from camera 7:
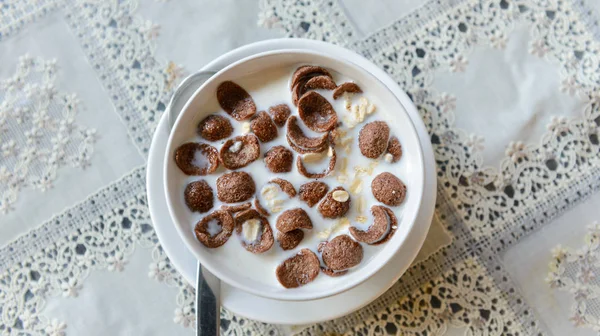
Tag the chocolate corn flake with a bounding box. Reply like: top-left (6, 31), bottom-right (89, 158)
top-left (174, 142), bottom-right (219, 176)
top-left (276, 208), bottom-right (313, 233)
top-left (304, 75), bottom-right (337, 90)
top-left (321, 234), bottom-right (363, 271)
top-left (264, 146), bottom-right (293, 173)
top-left (276, 248), bottom-right (320, 288)
top-left (234, 209), bottom-right (274, 254)
top-left (298, 91), bottom-right (338, 132)
top-left (298, 181), bottom-right (329, 208)
top-left (296, 147), bottom-right (336, 179)
top-left (194, 210), bottom-right (234, 248)
top-left (317, 186), bottom-right (350, 219)
top-left (216, 171), bottom-right (256, 203)
top-left (268, 104), bottom-right (291, 127)
top-left (250, 111), bottom-right (278, 142)
top-left (277, 229), bottom-right (304, 251)
top-left (217, 81), bottom-right (256, 121)
top-left (349, 205), bottom-right (394, 244)
top-left (358, 121), bottom-right (390, 159)
top-left (197, 114), bottom-right (233, 141)
top-left (219, 134), bottom-right (260, 170)
top-left (371, 172), bottom-right (406, 206)
top-left (184, 180), bottom-right (214, 213)
top-left (333, 82), bottom-right (362, 100)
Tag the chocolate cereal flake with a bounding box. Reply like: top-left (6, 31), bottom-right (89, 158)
top-left (386, 136), bottom-right (402, 163)
top-left (174, 142), bottom-right (219, 176)
top-left (197, 115), bottom-right (233, 141)
top-left (321, 234), bottom-right (363, 271)
top-left (358, 121), bottom-right (390, 159)
top-left (250, 111), bottom-right (278, 142)
top-left (268, 104), bottom-right (291, 127)
top-left (317, 186), bottom-right (350, 219)
top-left (217, 81), bottom-right (256, 121)
top-left (277, 229), bottom-right (304, 251)
top-left (304, 75), bottom-right (337, 90)
top-left (276, 208), bottom-right (313, 233)
top-left (290, 66), bottom-right (332, 90)
top-left (372, 206), bottom-right (398, 245)
top-left (254, 198), bottom-right (270, 217)
top-left (298, 91), bottom-right (338, 132)
top-left (276, 248), bottom-right (320, 288)
top-left (332, 82), bottom-right (362, 100)
top-left (371, 172), bottom-right (406, 206)
top-left (194, 210), bottom-right (234, 248)
top-left (269, 178), bottom-right (296, 198)
top-left (349, 205), bottom-right (396, 244)
top-left (184, 180), bottom-right (214, 213)
top-left (286, 116), bottom-right (329, 153)
top-left (298, 181), bottom-right (329, 207)
top-left (219, 134), bottom-right (260, 170)
top-left (264, 146), bottom-right (293, 173)
top-left (221, 202), bottom-right (252, 214)
top-left (216, 171), bottom-right (256, 203)
top-left (234, 209), bottom-right (274, 253)
top-left (296, 147), bottom-right (336, 179)
top-left (291, 80), bottom-right (309, 107)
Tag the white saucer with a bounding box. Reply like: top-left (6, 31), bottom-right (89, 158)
top-left (146, 38), bottom-right (437, 325)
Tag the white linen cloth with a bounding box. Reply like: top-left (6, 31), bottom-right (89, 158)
top-left (2, 0), bottom-right (600, 335)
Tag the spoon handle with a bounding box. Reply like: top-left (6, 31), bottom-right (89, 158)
top-left (197, 263), bottom-right (221, 336)
top-left (163, 70), bottom-right (220, 336)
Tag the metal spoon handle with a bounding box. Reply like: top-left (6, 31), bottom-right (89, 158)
top-left (197, 264), bottom-right (220, 336)
top-left (164, 70), bottom-right (220, 336)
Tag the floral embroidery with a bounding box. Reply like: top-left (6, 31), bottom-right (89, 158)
top-left (0, 55), bottom-right (96, 214)
top-left (547, 222), bottom-right (600, 331)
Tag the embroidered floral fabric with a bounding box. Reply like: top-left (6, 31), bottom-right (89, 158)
top-left (1, 0), bottom-right (600, 334)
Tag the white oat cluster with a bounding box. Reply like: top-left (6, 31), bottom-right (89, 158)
top-left (316, 217), bottom-right (351, 239)
top-left (343, 97), bottom-right (376, 129)
top-left (261, 184), bottom-right (286, 213)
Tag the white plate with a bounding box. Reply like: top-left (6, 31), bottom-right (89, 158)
top-left (146, 38), bottom-right (436, 325)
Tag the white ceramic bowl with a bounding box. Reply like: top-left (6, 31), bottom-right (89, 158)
top-left (164, 49), bottom-right (425, 301)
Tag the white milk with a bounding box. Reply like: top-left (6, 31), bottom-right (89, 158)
top-left (178, 65), bottom-right (410, 288)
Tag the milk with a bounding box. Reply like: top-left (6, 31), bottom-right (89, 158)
top-left (177, 65), bottom-right (410, 288)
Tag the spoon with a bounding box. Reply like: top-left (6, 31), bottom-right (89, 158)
top-left (166, 70), bottom-right (220, 336)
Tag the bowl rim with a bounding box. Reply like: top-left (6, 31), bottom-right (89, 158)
top-left (163, 48), bottom-right (426, 301)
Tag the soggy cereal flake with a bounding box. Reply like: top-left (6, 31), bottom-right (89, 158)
top-left (276, 249), bottom-right (320, 288)
top-left (333, 82), bottom-right (362, 100)
top-left (217, 81), bottom-right (256, 121)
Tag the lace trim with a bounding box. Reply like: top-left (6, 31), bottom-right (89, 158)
top-left (0, 0), bottom-right (62, 42)
top-left (64, 0), bottom-right (185, 157)
top-left (547, 222), bottom-right (600, 330)
top-left (258, 0), bottom-right (358, 44)
top-left (573, 0), bottom-right (600, 41)
top-left (346, 257), bottom-right (525, 336)
top-left (0, 166), bottom-right (145, 273)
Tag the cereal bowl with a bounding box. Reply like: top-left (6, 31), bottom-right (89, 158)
top-left (164, 49), bottom-right (425, 301)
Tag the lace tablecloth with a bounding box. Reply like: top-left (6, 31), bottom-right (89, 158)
top-left (2, 0), bottom-right (600, 335)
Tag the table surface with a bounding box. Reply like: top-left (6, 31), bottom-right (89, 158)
top-left (1, 0), bottom-right (600, 335)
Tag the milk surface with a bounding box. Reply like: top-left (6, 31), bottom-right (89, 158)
top-left (177, 65), bottom-right (410, 287)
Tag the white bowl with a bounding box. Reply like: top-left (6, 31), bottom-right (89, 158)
top-left (164, 49), bottom-right (425, 301)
